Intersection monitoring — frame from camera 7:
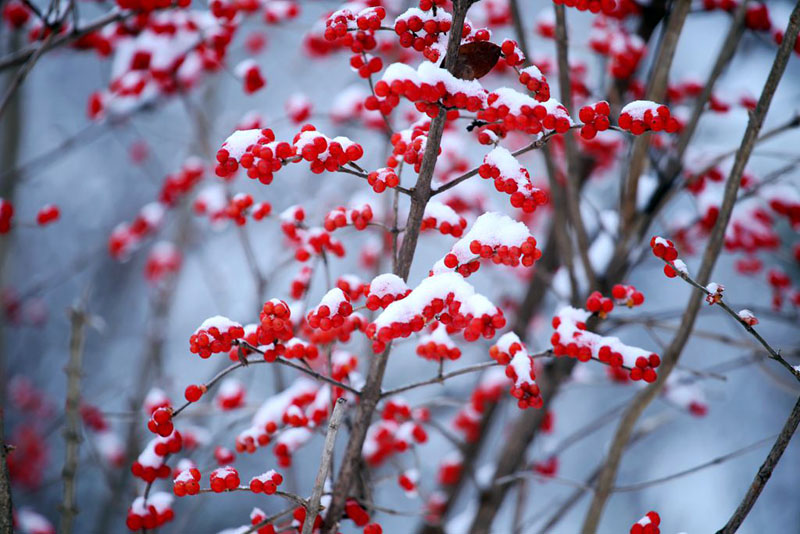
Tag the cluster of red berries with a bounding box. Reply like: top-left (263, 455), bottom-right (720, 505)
top-left (306, 288), bottom-right (354, 331)
top-left (189, 317), bottom-right (245, 358)
top-left (324, 204), bottom-right (374, 232)
top-left (249, 469), bottom-right (283, 494)
top-left (132, 433), bottom-right (181, 482)
top-left (35, 205), bottom-right (60, 226)
top-left (3, 1), bottom-right (30, 28)
top-left (619, 101), bottom-right (680, 134)
top-left (0, 199), bottom-right (13, 234)
top-left (285, 93), bottom-right (312, 124)
top-left (366, 167), bottom-right (400, 193)
top-left (611, 284), bottom-right (645, 307)
top-left (214, 446), bottom-right (236, 465)
top-left (745, 4), bottom-right (771, 31)
top-left (492, 333), bottom-right (542, 409)
top-left (350, 53), bottom-right (383, 78)
top-left (336, 275), bottom-right (368, 300)
top-left (394, 9), bottom-right (453, 62)
top-left (499, 38), bottom-right (525, 67)
top-left (108, 202), bottom-right (164, 260)
top-left (323, 6), bottom-right (385, 54)
top-left (281, 338), bottom-right (320, 361)
top-left (518, 65), bottom-right (550, 101)
top-left (302, 313), bottom-right (366, 345)
top-left (630, 511), bottom-right (661, 534)
top-left (283, 223), bottom-right (346, 262)
top-left (416, 325), bottom-right (461, 361)
top-left (147, 407), bottom-right (174, 437)
top-left (578, 101), bottom-right (611, 139)
top-left (650, 236), bottom-right (682, 278)
top-left (126, 493), bottom-right (174, 531)
top-left (290, 266), bottom-right (312, 299)
top-left (217, 128), bottom-right (292, 183)
top-left (386, 123), bottom-right (439, 173)
top-left (477, 93), bottom-right (572, 144)
top-left (421, 202), bottom-right (467, 236)
top-left (768, 194), bottom-right (800, 228)
top-left (365, 273), bottom-right (410, 310)
top-left (551, 307), bottom-right (660, 381)
top-left (210, 466), bottom-right (240, 492)
top-left (438, 455), bottom-right (463, 485)
top-left (443, 236), bottom-right (541, 275)
top-left (293, 126), bottom-right (364, 173)
top-left (173, 468), bottom-right (201, 496)
top-left (586, 291), bottom-right (614, 317)
top-left (257, 299), bottom-right (293, 344)
top-left (553, 0), bottom-right (618, 15)
top-left (478, 147), bottom-right (549, 213)
top-left (367, 275), bottom-right (506, 352)
top-left (362, 402), bottom-right (428, 465)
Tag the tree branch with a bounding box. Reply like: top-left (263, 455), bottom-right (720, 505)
top-left (303, 397), bottom-right (347, 534)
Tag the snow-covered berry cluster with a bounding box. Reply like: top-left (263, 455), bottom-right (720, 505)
top-left (611, 284), bottom-right (645, 308)
top-left (619, 101), bottom-right (679, 135)
top-left (421, 201), bottom-right (467, 236)
top-left (249, 469), bottom-right (283, 494)
top-left (257, 299), bottom-right (294, 344)
top-left (323, 5), bottom-right (386, 54)
top-left (366, 167), bottom-right (400, 193)
top-left (132, 432), bottom-right (181, 482)
top-left (189, 316), bottom-right (245, 358)
top-left (147, 407), bottom-right (174, 437)
top-left (173, 467), bottom-right (201, 496)
top-left (478, 147), bottom-right (548, 213)
top-left (385, 121), bottom-right (438, 173)
top-left (235, 60), bottom-right (266, 94)
top-left (578, 101), bottom-right (611, 139)
top-left (585, 291), bottom-right (614, 317)
top-left (416, 324), bottom-right (461, 361)
top-left (293, 125), bottom-right (365, 173)
top-left (630, 511), bottom-right (661, 534)
top-left (366, 272), bottom-right (505, 352)
top-left (126, 493), bottom-right (174, 531)
top-left (650, 236), bottom-right (687, 278)
top-left (35, 204), bottom-right (59, 226)
top-left (324, 203), bottom-right (374, 232)
top-left (365, 273), bottom-right (410, 310)
top-left (517, 65), bottom-right (550, 101)
top-left (306, 288), bottom-right (354, 331)
top-left (216, 128), bottom-right (291, 183)
top-left (210, 465), bottom-right (240, 492)
top-left (393, 8), bottom-right (452, 62)
top-left (551, 307), bottom-right (661, 381)
top-left (490, 332), bottom-right (542, 409)
top-left (362, 399), bottom-right (428, 465)
top-left (108, 202), bottom-right (165, 260)
top-left (438, 212), bottom-right (541, 277)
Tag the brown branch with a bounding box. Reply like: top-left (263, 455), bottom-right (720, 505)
top-left (303, 398), bottom-right (347, 534)
top-left (580, 4), bottom-right (800, 529)
top-left (322, 3), bottom-right (473, 531)
top-left (620, 0), bottom-right (691, 231)
top-left (715, 395), bottom-right (800, 534)
top-left (553, 4), bottom-right (597, 290)
top-left (59, 305), bottom-right (89, 534)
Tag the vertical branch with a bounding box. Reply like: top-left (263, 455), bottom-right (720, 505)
top-left (553, 4), bottom-right (597, 289)
top-left (323, 3), bottom-right (472, 531)
top-left (581, 5), bottom-right (800, 530)
top-left (59, 305), bottom-right (89, 534)
top-left (716, 395), bottom-right (800, 534)
top-left (620, 0), bottom-right (691, 231)
top-left (302, 398), bottom-right (347, 534)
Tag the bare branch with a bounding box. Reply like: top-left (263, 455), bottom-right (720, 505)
top-left (303, 397), bottom-right (347, 534)
top-left (59, 304), bottom-right (89, 534)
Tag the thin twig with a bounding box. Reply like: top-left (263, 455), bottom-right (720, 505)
top-left (303, 398), bottom-right (347, 534)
